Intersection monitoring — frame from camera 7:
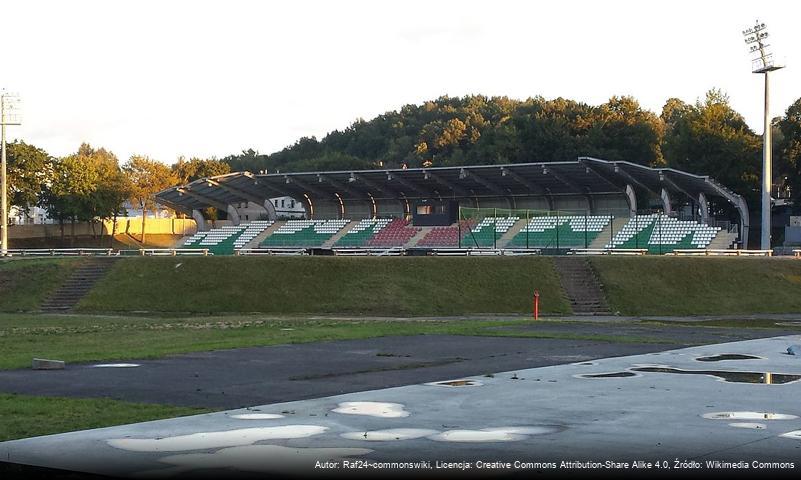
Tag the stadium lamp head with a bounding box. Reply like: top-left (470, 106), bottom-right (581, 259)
top-left (743, 20), bottom-right (782, 73)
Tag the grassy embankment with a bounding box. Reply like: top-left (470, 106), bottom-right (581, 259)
top-left (0, 258), bottom-right (80, 311)
top-left (591, 256), bottom-right (801, 315)
top-left (76, 256), bottom-right (570, 315)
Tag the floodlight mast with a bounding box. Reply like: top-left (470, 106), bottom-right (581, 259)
top-left (743, 20), bottom-right (784, 251)
top-left (1, 91), bottom-right (22, 256)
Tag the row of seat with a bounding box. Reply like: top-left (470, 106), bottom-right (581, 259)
top-left (335, 219), bottom-right (393, 247)
top-left (181, 215), bottom-right (725, 253)
top-left (183, 221), bottom-right (274, 255)
top-left (605, 215), bottom-right (721, 252)
top-left (261, 219), bottom-right (351, 247)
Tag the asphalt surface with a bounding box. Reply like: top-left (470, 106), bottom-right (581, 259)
top-left (3, 335), bottom-right (801, 478)
top-left (1, 320), bottom-right (799, 409)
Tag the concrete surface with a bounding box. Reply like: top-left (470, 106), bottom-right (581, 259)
top-left (0, 335), bottom-right (682, 409)
top-left (2, 335), bottom-right (801, 477)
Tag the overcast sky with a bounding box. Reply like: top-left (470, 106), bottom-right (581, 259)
top-left (2, 0), bottom-right (798, 163)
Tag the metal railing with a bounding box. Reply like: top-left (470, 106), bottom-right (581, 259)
top-left (332, 247), bottom-right (405, 256)
top-left (137, 248), bottom-right (211, 256)
top-left (570, 248), bottom-right (648, 256)
top-left (428, 248), bottom-right (541, 256)
top-left (1, 248), bottom-right (115, 257)
top-left (236, 248), bottom-right (308, 256)
top-left (669, 249), bottom-right (773, 257)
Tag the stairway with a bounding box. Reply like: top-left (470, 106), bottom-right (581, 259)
top-left (706, 230), bottom-right (738, 250)
top-left (495, 218), bottom-right (529, 248)
top-left (322, 220), bottom-right (361, 248)
top-left (242, 221), bottom-right (285, 250)
top-left (589, 221), bottom-right (618, 249)
top-left (403, 226), bottom-right (432, 248)
top-left (40, 257), bottom-right (119, 312)
top-left (553, 256), bottom-right (611, 315)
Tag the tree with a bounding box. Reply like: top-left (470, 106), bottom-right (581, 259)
top-left (123, 156), bottom-right (177, 243)
top-left (777, 98), bottom-right (801, 212)
top-left (661, 90), bottom-right (761, 207)
top-left (39, 153), bottom-right (98, 241)
top-left (6, 141), bottom-right (53, 215)
top-left (172, 157), bottom-right (231, 184)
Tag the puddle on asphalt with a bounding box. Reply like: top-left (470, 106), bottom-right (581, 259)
top-left (632, 367), bottom-right (801, 384)
top-left (229, 414), bottom-right (284, 420)
top-left (780, 430), bottom-right (801, 441)
top-left (332, 402), bottom-right (409, 418)
top-left (729, 423), bottom-right (767, 429)
top-left (576, 372), bottom-right (639, 379)
top-left (703, 412), bottom-right (798, 421)
top-left (427, 426), bottom-right (560, 443)
top-left (107, 425), bottom-right (327, 452)
top-left (696, 354), bottom-right (763, 362)
top-left (142, 445), bottom-right (374, 476)
top-left (341, 428), bottom-right (439, 441)
top-left (425, 379), bottom-right (483, 387)
top-left (92, 363), bottom-right (141, 368)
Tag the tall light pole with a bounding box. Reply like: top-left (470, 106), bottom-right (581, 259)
top-left (743, 21), bottom-right (784, 251)
top-left (1, 91), bottom-right (22, 256)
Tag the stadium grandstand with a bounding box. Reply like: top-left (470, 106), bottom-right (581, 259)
top-left (156, 157), bottom-right (749, 255)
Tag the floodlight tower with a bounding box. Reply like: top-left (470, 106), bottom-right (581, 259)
top-left (743, 20), bottom-right (784, 251)
top-left (1, 91), bottom-right (22, 256)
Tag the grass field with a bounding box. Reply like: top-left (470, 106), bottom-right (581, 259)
top-left (77, 256), bottom-right (570, 315)
top-left (0, 258), bottom-right (80, 312)
top-left (591, 257), bottom-right (801, 315)
top-left (0, 313), bottom-right (671, 371)
top-left (0, 393), bottom-right (208, 442)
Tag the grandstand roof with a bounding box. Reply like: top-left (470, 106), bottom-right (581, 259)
top-left (156, 157), bottom-right (747, 215)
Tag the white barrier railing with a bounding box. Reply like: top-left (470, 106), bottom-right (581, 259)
top-left (570, 248), bottom-right (648, 256)
top-left (332, 247), bottom-right (405, 256)
top-left (428, 248), bottom-right (541, 256)
top-left (236, 248), bottom-right (308, 256)
top-left (1, 248), bottom-right (115, 257)
top-left (138, 248), bottom-right (211, 256)
top-left (669, 249), bottom-right (772, 257)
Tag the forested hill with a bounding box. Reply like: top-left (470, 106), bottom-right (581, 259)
top-left (222, 92), bottom-right (801, 207)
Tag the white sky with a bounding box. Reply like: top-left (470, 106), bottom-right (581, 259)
top-left (2, 0), bottom-right (799, 164)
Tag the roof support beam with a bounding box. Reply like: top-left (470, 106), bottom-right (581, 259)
top-left (423, 170), bottom-right (468, 196)
top-left (658, 170), bottom-right (696, 202)
top-left (350, 173), bottom-right (401, 198)
top-left (542, 165), bottom-right (586, 194)
top-left (500, 166), bottom-right (549, 195)
top-left (613, 163), bottom-right (659, 196)
top-left (156, 197), bottom-right (193, 216)
top-left (579, 159), bottom-right (626, 191)
top-left (176, 187), bottom-right (229, 211)
top-left (460, 168), bottom-right (507, 196)
top-left (386, 171), bottom-right (426, 196)
top-left (242, 172), bottom-right (294, 198)
top-left (284, 175), bottom-right (327, 198)
top-left (206, 179), bottom-right (265, 205)
top-left (317, 173), bottom-right (362, 198)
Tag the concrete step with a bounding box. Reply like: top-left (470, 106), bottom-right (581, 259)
top-left (242, 221), bottom-right (285, 250)
top-left (404, 226), bottom-right (433, 249)
top-left (553, 256), bottom-right (611, 315)
top-left (323, 220), bottom-right (362, 249)
top-left (495, 218), bottom-right (529, 249)
top-left (39, 257), bottom-right (119, 313)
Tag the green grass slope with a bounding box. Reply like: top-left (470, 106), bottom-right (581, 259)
top-left (0, 258), bottom-right (80, 311)
top-left (592, 256), bottom-right (801, 315)
top-left (77, 256), bottom-right (569, 315)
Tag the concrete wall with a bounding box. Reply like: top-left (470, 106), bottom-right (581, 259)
top-left (9, 218), bottom-right (197, 239)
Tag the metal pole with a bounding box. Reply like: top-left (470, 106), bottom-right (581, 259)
top-left (761, 71), bottom-right (772, 251)
top-left (1, 96), bottom-right (6, 257)
top-left (493, 207), bottom-right (497, 249)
